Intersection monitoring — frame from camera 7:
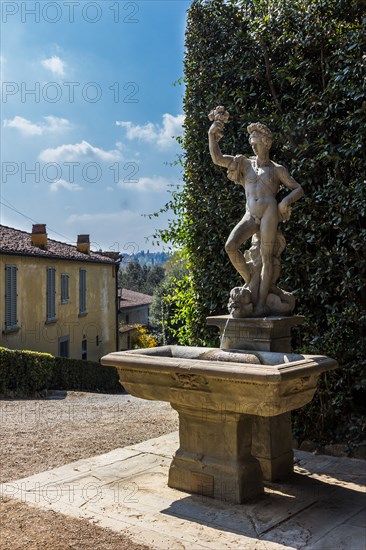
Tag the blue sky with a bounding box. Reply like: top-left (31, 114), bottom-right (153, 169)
top-left (1, 0), bottom-right (192, 253)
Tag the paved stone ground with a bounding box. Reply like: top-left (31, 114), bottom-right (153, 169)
top-left (1, 432), bottom-right (365, 550)
top-left (0, 391), bottom-right (178, 549)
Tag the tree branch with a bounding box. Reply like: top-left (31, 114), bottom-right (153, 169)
top-left (320, 43), bottom-right (326, 90)
top-left (263, 47), bottom-right (283, 114)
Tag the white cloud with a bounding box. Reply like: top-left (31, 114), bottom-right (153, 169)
top-left (3, 115), bottom-right (71, 136)
top-left (116, 113), bottom-right (184, 149)
top-left (4, 116), bottom-right (42, 136)
top-left (39, 140), bottom-right (122, 162)
top-left (118, 175), bottom-right (171, 192)
top-left (49, 179), bottom-right (82, 192)
top-left (41, 56), bottom-right (66, 76)
top-left (43, 115), bottom-right (72, 131)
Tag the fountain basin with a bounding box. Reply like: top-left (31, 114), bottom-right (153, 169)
top-left (102, 346), bottom-right (336, 416)
top-left (102, 346), bottom-right (337, 503)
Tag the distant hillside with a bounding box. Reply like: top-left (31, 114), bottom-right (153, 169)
top-left (121, 250), bottom-right (171, 268)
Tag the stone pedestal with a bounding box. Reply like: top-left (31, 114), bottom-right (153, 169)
top-left (206, 315), bottom-right (304, 352)
top-left (206, 315), bottom-right (304, 482)
top-left (251, 413), bottom-right (294, 481)
top-left (168, 405), bottom-right (263, 503)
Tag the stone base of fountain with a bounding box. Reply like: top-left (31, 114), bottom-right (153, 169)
top-left (102, 346), bottom-right (337, 503)
top-left (207, 314), bottom-right (306, 481)
top-left (251, 413), bottom-right (294, 481)
top-left (206, 314), bottom-right (304, 352)
top-left (168, 404), bottom-right (264, 502)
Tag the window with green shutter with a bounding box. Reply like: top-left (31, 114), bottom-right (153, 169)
top-left (79, 269), bottom-right (87, 314)
top-left (47, 267), bottom-right (56, 321)
top-left (61, 273), bottom-right (69, 304)
top-left (5, 265), bottom-right (17, 330)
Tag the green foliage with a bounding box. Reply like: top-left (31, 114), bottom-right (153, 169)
top-left (0, 347), bottom-right (54, 396)
top-left (50, 356), bottom-right (122, 393)
top-left (156, 0), bottom-right (365, 444)
top-left (119, 261), bottom-right (165, 295)
top-left (150, 254), bottom-right (198, 345)
top-left (149, 256), bottom-right (182, 345)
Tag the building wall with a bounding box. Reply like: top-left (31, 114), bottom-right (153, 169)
top-left (0, 254), bottom-right (117, 361)
top-left (119, 329), bottom-right (137, 351)
top-left (118, 305), bottom-right (150, 350)
top-left (119, 305), bottom-right (150, 326)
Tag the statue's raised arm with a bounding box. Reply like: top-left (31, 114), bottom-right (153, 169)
top-left (208, 106), bottom-right (235, 168)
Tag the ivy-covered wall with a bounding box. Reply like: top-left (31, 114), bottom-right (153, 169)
top-left (159, 0), bottom-right (365, 446)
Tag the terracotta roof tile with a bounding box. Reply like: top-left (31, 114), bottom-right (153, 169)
top-left (118, 288), bottom-right (153, 309)
top-left (0, 225), bottom-right (116, 264)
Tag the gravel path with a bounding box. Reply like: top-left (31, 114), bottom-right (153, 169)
top-left (0, 391), bottom-right (179, 550)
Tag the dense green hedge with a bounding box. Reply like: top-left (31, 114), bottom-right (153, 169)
top-left (50, 357), bottom-right (122, 393)
top-left (0, 347), bottom-right (122, 396)
top-left (157, 0), bottom-right (365, 445)
top-left (0, 347), bottom-right (54, 396)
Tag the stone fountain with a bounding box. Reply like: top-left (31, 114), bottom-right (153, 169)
top-left (102, 111), bottom-right (338, 503)
top-left (102, 346), bottom-right (337, 503)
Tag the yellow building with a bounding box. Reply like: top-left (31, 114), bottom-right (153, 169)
top-left (0, 224), bottom-right (120, 361)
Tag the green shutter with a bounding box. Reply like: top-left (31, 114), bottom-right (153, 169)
top-left (61, 273), bottom-right (69, 303)
top-left (5, 265), bottom-right (17, 329)
top-left (47, 267), bottom-right (56, 320)
top-left (79, 269), bottom-right (86, 313)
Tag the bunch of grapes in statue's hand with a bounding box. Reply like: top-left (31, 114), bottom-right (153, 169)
top-left (208, 106), bottom-right (229, 142)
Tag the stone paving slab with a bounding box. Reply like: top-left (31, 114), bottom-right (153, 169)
top-left (1, 431), bottom-right (365, 550)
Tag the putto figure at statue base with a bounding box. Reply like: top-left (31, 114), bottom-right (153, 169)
top-left (228, 231), bottom-right (295, 318)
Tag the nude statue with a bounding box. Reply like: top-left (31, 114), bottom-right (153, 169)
top-left (208, 106), bottom-right (304, 317)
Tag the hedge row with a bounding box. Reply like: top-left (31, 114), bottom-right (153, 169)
top-left (0, 347), bottom-right (122, 397)
top-left (0, 347), bottom-right (54, 396)
top-left (50, 356), bottom-right (122, 394)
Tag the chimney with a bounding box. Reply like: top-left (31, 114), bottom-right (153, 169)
top-left (31, 224), bottom-right (48, 249)
top-left (77, 234), bottom-right (90, 254)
